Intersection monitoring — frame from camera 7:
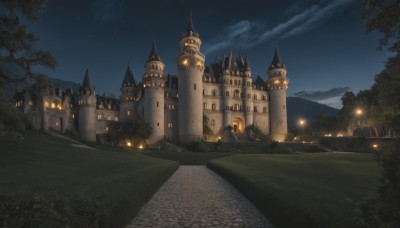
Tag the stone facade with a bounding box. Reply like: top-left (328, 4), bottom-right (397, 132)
top-left (13, 16), bottom-right (289, 144)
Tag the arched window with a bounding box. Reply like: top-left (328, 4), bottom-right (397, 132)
top-left (234, 80), bottom-right (237, 85)
top-left (233, 90), bottom-right (240, 98)
top-left (212, 103), bottom-right (216, 110)
top-left (212, 90), bottom-right (216, 96)
top-left (254, 106), bottom-right (258, 112)
top-left (234, 103), bottom-right (240, 111)
top-left (203, 102), bottom-right (208, 110)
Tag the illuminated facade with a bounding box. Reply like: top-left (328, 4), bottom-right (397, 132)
top-left (14, 16), bottom-right (289, 143)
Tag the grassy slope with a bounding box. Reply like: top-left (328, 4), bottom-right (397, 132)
top-left (0, 130), bottom-right (178, 227)
top-left (143, 151), bottom-right (233, 165)
top-left (208, 153), bottom-right (380, 228)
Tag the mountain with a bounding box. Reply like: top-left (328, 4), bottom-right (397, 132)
top-left (286, 97), bottom-right (339, 129)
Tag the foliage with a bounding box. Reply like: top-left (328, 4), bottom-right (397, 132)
top-left (0, 0), bottom-right (57, 85)
top-left (0, 96), bottom-right (30, 134)
top-left (312, 113), bottom-right (339, 135)
top-left (208, 153), bottom-right (380, 228)
top-left (203, 114), bottom-right (213, 136)
top-left (245, 124), bottom-right (270, 141)
top-left (360, 140), bottom-right (400, 227)
top-left (106, 119), bottom-right (153, 147)
top-left (363, 0), bottom-right (400, 52)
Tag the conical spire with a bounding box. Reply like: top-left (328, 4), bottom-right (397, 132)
top-left (244, 55), bottom-right (251, 70)
top-left (80, 69), bottom-right (94, 93)
top-left (122, 65), bottom-right (136, 87)
top-left (147, 40), bottom-right (161, 62)
top-left (184, 10), bottom-right (199, 37)
top-left (270, 43), bottom-right (283, 69)
top-left (147, 40), bottom-right (161, 61)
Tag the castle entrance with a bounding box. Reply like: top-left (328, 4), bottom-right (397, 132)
top-left (232, 117), bottom-right (244, 133)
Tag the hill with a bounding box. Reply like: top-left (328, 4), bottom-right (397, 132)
top-left (286, 96), bottom-right (339, 129)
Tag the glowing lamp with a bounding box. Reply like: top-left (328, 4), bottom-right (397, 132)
top-left (182, 59), bottom-right (189, 66)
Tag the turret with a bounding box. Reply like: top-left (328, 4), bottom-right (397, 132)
top-left (120, 65), bottom-right (136, 121)
top-left (222, 53), bottom-right (232, 128)
top-left (267, 45), bottom-right (289, 142)
top-left (176, 12), bottom-right (205, 144)
top-left (78, 69), bottom-right (97, 142)
top-left (143, 40), bottom-right (165, 144)
top-left (243, 55), bottom-right (254, 127)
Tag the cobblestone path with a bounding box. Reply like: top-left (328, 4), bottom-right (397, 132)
top-left (126, 166), bottom-right (273, 228)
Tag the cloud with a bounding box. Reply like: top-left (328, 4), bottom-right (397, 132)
top-left (202, 0), bottom-right (356, 54)
top-left (294, 87), bottom-right (351, 101)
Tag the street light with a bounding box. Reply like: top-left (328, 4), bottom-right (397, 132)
top-left (355, 108), bottom-right (363, 126)
top-left (298, 118), bottom-right (306, 141)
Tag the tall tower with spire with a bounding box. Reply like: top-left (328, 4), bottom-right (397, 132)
top-left (176, 12), bottom-right (205, 144)
top-left (78, 69), bottom-right (97, 142)
top-left (243, 55), bottom-right (254, 127)
top-left (267, 45), bottom-right (289, 142)
top-left (143, 40), bottom-right (165, 144)
top-left (120, 65), bottom-right (136, 121)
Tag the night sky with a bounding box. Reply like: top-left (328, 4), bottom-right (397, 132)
top-left (27, 0), bottom-right (391, 108)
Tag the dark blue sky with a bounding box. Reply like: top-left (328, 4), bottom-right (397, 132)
top-left (28, 0), bottom-right (391, 108)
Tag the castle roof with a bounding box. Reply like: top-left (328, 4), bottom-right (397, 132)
top-left (184, 11), bottom-right (199, 37)
top-left (80, 69), bottom-right (95, 94)
top-left (244, 55), bottom-right (250, 71)
top-left (121, 65), bottom-right (136, 87)
top-left (147, 40), bottom-right (162, 62)
top-left (269, 45), bottom-right (285, 69)
top-left (254, 75), bottom-right (265, 88)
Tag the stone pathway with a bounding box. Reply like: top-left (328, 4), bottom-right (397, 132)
top-left (127, 166), bottom-right (273, 228)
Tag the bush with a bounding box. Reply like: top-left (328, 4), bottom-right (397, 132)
top-left (360, 140), bottom-right (400, 227)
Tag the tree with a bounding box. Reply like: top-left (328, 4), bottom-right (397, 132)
top-left (336, 91), bottom-right (357, 134)
top-left (0, 0), bottom-right (57, 89)
top-left (106, 119), bottom-right (153, 147)
top-left (203, 114), bottom-right (213, 137)
top-left (364, 0), bottom-right (400, 52)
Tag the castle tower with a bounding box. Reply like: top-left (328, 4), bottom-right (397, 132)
top-left (267, 46), bottom-right (289, 142)
top-left (78, 69), bottom-right (97, 142)
top-left (222, 53), bottom-right (232, 128)
top-left (143, 40), bottom-right (165, 144)
top-left (176, 13), bottom-right (205, 144)
top-left (120, 65), bottom-right (136, 121)
top-left (243, 55), bottom-right (254, 127)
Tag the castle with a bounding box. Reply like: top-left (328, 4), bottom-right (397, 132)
top-left (14, 16), bottom-right (289, 144)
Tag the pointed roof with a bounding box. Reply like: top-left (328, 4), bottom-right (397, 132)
top-left (147, 40), bottom-right (162, 62)
top-left (270, 44), bottom-right (284, 69)
top-left (122, 65), bottom-right (136, 87)
top-left (244, 55), bottom-right (251, 70)
top-left (80, 69), bottom-right (94, 93)
top-left (254, 75), bottom-right (265, 87)
top-left (184, 10), bottom-right (199, 37)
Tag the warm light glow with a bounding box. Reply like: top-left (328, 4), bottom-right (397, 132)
top-left (51, 102), bottom-right (55, 108)
top-left (218, 136), bottom-right (221, 140)
top-left (138, 144), bottom-right (143, 149)
top-left (299, 119), bottom-right (306, 126)
top-left (127, 141), bottom-right (132, 147)
top-left (372, 144), bottom-right (378, 149)
top-left (283, 80), bottom-right (288, 84)
top-left (337, 133), bottom-right (343, 137)
top-left (356, 108), bottom-right (363, 116)
top-left (182, 59), bottom-right (188, 66)
top-left (274, 79), bottom-right (280, 84)
top-left (55, 121), bottom-right (59, 126)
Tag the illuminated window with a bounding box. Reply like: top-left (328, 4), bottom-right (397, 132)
top-left (71, 114), bottom-right (75, 119)
top-left (274, 79), bottom-right (280, 84)
top-left (114, 116), bottom-right (119, 121)
top-left (183, 59), bottom-right (188, 66)
top-left (97, 114), bottom-right (103, 120)
top-left (168, 122), bottom-right (173, 128)
top-left (107, 115), bottom-right (111, 121)
top-left (105, 126), bottom-right (109, 132)
top-left (127, 110), bottom-right (131, 116)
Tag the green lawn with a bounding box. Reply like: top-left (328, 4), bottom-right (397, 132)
top-left (0, 130), bottom-right (178, 227)
top-left (208, 153), bottom-right (380, 228)
top-left (143, 150), bottom-right (233, 165)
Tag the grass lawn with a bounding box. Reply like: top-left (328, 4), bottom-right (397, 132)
top-left (143, 150), bottom-right (233, 165)
top-left (208, 153), bottom-right (381, 228)
top-left (0, 130), bottom-right (178, 227)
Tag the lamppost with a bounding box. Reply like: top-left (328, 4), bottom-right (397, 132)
top-left (355, 108), bottom-right (363, 126)
top-left (298, 118), bottom-right (306, 142)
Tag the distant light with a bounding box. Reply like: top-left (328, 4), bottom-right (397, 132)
top-left (138, 144), bottom-right (143, 149)
top-left (356, 108), bottom-right (363, 116)
top-left (127, 141), bottom-right (132, 147)
top-left (372, 144), bottom-right (378, 149)
top-left (337, 133), bottom-right (343, 137)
